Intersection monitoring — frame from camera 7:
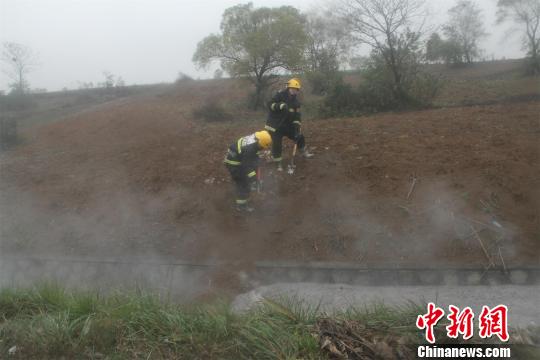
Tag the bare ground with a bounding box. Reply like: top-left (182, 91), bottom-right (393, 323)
top-left (1, 79), bottom-right (538, 278)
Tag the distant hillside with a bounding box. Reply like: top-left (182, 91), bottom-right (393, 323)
top-left (2, 58), bottom-right (537, 131)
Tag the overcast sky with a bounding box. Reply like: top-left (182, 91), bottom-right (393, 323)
top-left (0, 0), bottom-right (524, 92)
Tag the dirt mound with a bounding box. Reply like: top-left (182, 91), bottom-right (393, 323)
top-left (1, 80), bottom-right (539, 271)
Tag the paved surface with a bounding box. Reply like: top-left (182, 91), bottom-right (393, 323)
top-left (232, 283), bottom-right (540, 328)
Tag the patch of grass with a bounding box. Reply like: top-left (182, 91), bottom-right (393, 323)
top-left (0, 285), bottom-right (537, 359)
top-left (235, 297), bottom-right (321, 359)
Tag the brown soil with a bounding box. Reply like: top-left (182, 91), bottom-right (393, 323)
top-left (1, 79), bottom-right (539, 274)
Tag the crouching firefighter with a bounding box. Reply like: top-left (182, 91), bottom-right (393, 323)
top-left (265, 78), bottom-right (313, 171)
top-left (224, 130), bottom-right (272, 212)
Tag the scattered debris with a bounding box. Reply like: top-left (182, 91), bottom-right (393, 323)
top-left (492, 220), bottom-right (502, 228)
top-left (316, 318), bottom-right (414, 360)
top-left (398, 205), bottom-right (411, 215)
top-left (406, 175), bottom-right (417, 200)
top-left (204, 177), bottom-right (215, 185)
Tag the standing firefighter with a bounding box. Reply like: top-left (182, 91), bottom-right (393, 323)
top-left (224, 130), bottom-right (272, 212)
top-left (265, 78), bottom-right (313, 171)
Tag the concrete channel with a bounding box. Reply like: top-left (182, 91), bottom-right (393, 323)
top-left (0, 256), bottom-right (539, 297)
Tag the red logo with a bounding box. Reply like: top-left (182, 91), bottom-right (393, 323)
top-left (446, 305), bottom-right (474, 340)
top-left (417, 303), bottom-right (509, 343)
top-left (416, 302), bottom-right (445, 344)
top-left (479, 305), bottom-right (509, 342)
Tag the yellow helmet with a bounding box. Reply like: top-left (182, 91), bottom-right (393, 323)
top-left (255, 130), bottom-right (272, 149)
top-left (286, 78), bottom-right (301, 90)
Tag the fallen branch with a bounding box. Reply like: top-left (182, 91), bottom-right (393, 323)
top-left (470, 225), bottom-right (495, 267)
top-left (456, 215), bottom-right (503, 232)
top-left (398, 205), bottom-right (411, 215)
top-left (406, 176), bottom-right (417, 200)
top-left (498, 247), bottom-right (508, 275)
top-left (480, 262), bottom-right (493, 279)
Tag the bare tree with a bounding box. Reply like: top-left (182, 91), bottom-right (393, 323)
top-left (337, 0), bottom-right (428, 100)
top-left (304, 10), bottom-right (354, 93)
top-left (101, 71), bottom-right (115, 88)
top-left (115, 76), bottom-right (125, 88)
top-left (444, 0), bottom-right (487, 64)
top-left (1, 42), bottom-right (38, 94)
top-left (497, 0), bottom-right (540, 74)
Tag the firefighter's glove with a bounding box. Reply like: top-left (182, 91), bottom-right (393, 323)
top-left (279, 103), bottom-right (288, 111)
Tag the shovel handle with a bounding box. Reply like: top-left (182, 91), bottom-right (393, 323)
top-left (256, 167), bottom-right (262, 193)
top-left (288, 144), bottom-right (298, 175)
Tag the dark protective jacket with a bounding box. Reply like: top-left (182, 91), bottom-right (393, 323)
top-left (223, 133), bottom-right (260, 180)
top-left (265, 89), bottom-right (301, 134)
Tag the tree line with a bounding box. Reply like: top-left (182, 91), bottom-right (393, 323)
top-left (192, 0), bottom-right (540, 112)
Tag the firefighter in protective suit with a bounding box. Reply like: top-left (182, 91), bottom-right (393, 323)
top-left (265, 78), bottom-right (313, 171)
top-left (224, 130), bottom-right (272, 212)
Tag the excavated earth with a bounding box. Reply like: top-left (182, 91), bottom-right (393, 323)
top-left (0, 78), bottom-right (539, 294)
